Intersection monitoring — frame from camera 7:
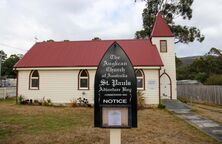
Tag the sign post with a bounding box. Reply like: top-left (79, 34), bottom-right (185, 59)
top-left (94, 42), bottom-right (137, 143)
top-left (110, 129), bottom-right (121, 144)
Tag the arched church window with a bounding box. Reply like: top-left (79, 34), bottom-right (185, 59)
top-left (135, 69), bottom-right (145, 90)
top-left (78, 70), bottom-right (89, 90)
top-left (29, 70), bottom-right (39, 89)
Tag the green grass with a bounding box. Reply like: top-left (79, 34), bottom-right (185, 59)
top-left (0, 99), bottom-right (91, 140)
top-left (0, 113), bottom-right (80, 133)
top-left (0, 97), bottom-right (16, 104)
top-left (0, 99), bottom-right (219, 144)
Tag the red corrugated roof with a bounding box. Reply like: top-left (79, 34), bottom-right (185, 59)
top-left (151, 13), bottom-right (174, 37)
top-left (14, 39), bottom-right (163, 68)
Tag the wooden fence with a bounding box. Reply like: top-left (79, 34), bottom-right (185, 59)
top-left (177, 85), bottom-right (222, 105)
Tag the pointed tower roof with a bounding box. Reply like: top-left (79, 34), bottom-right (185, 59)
top-left (151, 13), bottom-right (174, 37)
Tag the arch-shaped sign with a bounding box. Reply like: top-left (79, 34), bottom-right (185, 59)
top-left (94, 42), bottom-right (137, 128)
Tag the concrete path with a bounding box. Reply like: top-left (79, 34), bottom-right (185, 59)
top-left (162, 99), bottom-right (222, 142)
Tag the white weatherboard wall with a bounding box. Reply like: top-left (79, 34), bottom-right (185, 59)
top-left (143, 69), bottom-right (159, 105)
top-left (151, 37), bottom-right (177, 100)
top-left (18, 68), bottom-right (160, 105)
top-left (18, 69), bottom-right (96, 104)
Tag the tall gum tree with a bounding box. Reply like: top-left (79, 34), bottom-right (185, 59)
top-left (135, 0), bottom-right (205, 44)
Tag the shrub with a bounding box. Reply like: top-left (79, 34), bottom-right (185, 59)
top-left (178, 96), bottom-right (189, 104)
top-left (38, 97), bottom-right (52, 106)
top-left (76, 97), bottom-right (90, 107)
top-left (194, 72), bottom-right (207, 83)
top-left (42, 98), bottom-right (52, 106)
top-left (18, 96), bottom-right (52, 106)
top-left (18, 96), bottom-right (34, 105)
top-left (205, 74), bottom-right (222, 85)
top-left (137, 91), bottom-right (145, 110)
top-left (18, 95), bottom-right (25, 104)
top-left (47, 99), bottom-right (51, 104)
top-left (70, 99), bottom-right (78, 107)
top-left (158, 103), bottom-right (166, 109)
top-left (33, 99), bottom-right (41, 106)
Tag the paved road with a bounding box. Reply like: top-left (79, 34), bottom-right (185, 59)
top-left (162, 99), bottom-right (222, 142)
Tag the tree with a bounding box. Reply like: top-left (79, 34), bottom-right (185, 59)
top-left (46, 39), bottom-right (54, 42)
top-left (206, 47), bottom-right (222, 57)
top-left (176, 47), bottom-right (222, 84)
top-left (0, 50), bottom-right (7, 62)
top-left (92, 37), bottom-right (101, 40)
top-left (206, 74), bottom-right (222, 85)
top-left (176, 56), bottom-right (182, 67)
top-left (135, 0), bottom-right (205, 44)
top-left (206, 47), bottom-right (222, 74)
top-left (0, 50), bottom-right (7, 80)
top-left (1, 54), bottom-right (21, 78)
top-left (176, 65), bottom-right (190, 80)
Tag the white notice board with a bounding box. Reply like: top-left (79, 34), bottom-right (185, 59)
top-left (148, 80), bottom-right (156, 89)
top-left (108, 110), bottom-right (121, 126)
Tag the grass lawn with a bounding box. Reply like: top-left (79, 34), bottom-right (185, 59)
top-left (0, 98), bottom-right (219, 144)
top-left (189, 103), bottom-right (222, 124)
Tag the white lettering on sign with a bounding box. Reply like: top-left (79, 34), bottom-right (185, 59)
top-left (103, 60), bottom-right (127, 67)
top-left (110, 54), bottom-right (120, 60)
top-left (100, 79), bottom-right (109, 86)
top-left (99, 87), bottom-right (121, 92)
top-left (103, 99), bottom-right (127, 104)
top-left (106, 73), bottom-right (128, 78)
top-left (112, 79), bottom-right (131, 87)
top-left (106, 67), bottom-right (125, 73)
top-left (122, 87), bottom-right (132, 93)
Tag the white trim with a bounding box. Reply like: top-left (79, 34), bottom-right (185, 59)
top-left (15, 66), bottom-right (161, 71)
top-left (79, 87), bottom-right (88, 90)
top-left (137, 87), bottom-right (144, 90)
top-left (79, 70), bottom-right (89, 90)
top-left (16, 67), bottom-right (97, 71)
top-left (30, 86), bottom-right (38, 90)
top-left (30, 72), bottom-right (39, 90)
top-left (134, 67), bottom-right (161, 70)
top-left (135, 69), bottom-right (145, 90)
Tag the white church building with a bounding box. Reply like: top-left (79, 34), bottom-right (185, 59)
top-left (14, 13), bottom-right (177, 105)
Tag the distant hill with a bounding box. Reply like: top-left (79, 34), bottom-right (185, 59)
top-left (179, 56), bottom-right (202, 65)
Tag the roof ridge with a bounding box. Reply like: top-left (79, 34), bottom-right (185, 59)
top-left (38, 38), bottom-right (151, 43)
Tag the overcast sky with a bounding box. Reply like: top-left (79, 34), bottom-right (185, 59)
top-left (0, 0), bottom-right (221, 57)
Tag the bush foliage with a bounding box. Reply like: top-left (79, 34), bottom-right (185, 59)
top-left (176, 47), bottom-right (222, 85)
top-left (137, 91), bottom-right (145, 110)
top-left (206, 74), bottom-right (222, 85)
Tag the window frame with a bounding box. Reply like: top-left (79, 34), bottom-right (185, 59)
top-left (29, 70), bottom-right (39, 90)
top-left (160, 40), bottom-right (167, 53)
top-left (78, 69), bottom-right (89, 90)
top-left (135, 69), bottom-right (145, 90)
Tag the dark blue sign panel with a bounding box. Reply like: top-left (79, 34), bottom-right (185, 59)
top-left (94, 42), bottom-right (137, 128)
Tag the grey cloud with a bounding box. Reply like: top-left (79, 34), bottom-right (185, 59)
top-left (175, 0), bottom-right (222, 57)
top-left (1, 0), bottom-right (221, 57)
